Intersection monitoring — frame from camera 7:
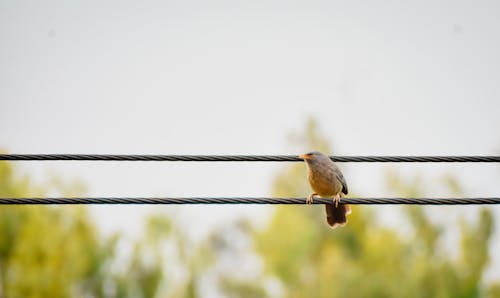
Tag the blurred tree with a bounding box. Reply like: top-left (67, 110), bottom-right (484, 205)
top-left (254, 117), bottom-right (499, 298)
top-left (2, 119), bottom-right (499, 298)
top-left (0, 158), bottom-right (266, 298)
top-left (0, 160), bottom-right (103, 298)
top-left (0, 160), bottom-right (162, 298)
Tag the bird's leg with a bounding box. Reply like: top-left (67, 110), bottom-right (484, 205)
top-left (306, 193), bottom-right (318, 204)
top-left (333, 194), bottom-right (341, 208)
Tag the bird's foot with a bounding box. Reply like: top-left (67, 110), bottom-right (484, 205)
top-left (306, 193), bottom-right (317, 204)
top-left (333, 194), bottom-right (341, 208)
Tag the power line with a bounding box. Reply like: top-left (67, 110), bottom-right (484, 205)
top-left (1, 154), bottom-right (499, 162)
top-left (1, 197), bottom-right (499, 205)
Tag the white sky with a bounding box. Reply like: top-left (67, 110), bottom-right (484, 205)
top-left (1, 0), bottom-right (500, 283)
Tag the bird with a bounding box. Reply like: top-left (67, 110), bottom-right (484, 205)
top-left (299, 151), bottom-right (351, 229)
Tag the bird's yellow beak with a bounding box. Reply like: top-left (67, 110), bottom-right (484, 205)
top-left (299, 153), bottom-right (311, 160)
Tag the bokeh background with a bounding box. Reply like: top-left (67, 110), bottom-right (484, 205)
top-left (1, 0), bottom-right (500, 297)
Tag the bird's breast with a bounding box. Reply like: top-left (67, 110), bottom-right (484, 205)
top-left (308, 170), bottom-right (342, 197)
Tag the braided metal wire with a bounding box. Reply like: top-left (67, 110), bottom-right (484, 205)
top-left (1, 154), bottom-right (499, 162)
top-left (1, 197), bottom-right (499, 205)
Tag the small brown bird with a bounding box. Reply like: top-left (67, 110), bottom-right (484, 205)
top-left (300, 151), bottom-right (351, 229)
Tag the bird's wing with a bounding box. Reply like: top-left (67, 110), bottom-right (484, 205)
top-left (335, 170), bottom-right (348, 195)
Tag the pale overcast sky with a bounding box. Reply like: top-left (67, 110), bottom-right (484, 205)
top-left (1, 0), bottom-right (500, 282)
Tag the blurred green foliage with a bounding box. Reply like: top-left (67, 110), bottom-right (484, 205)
top-left (1, 118), bottom-right (499, 297)
top-left (0, 159), bottom-right (259, 298)
top-left (254, 118), bottom-right (500, 298)
top-left (0, 160), bottom-right (164, 298)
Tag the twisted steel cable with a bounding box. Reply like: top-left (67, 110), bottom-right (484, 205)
top-left (1, 154), bottom-right (499, 162)
top-left (1, 197), bottom-right (499, 205)
top-left (2, 155), bottom-right (498, 205)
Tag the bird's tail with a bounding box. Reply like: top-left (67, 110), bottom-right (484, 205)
top-left (325, 201), bottom-right (351, 229)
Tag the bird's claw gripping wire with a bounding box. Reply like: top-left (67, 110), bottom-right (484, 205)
top-left (333, 194), bottom-right (341, 208)
top-left (306, 193), bottom-right (317, 204)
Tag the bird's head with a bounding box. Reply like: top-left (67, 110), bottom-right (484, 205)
top-left (299, 151), bottom-right (330, 164)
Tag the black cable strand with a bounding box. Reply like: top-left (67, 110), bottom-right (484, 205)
top-left (1, 154), bottom-right (499, 162)
top-left (1, 197), bottom-right (499, 205)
